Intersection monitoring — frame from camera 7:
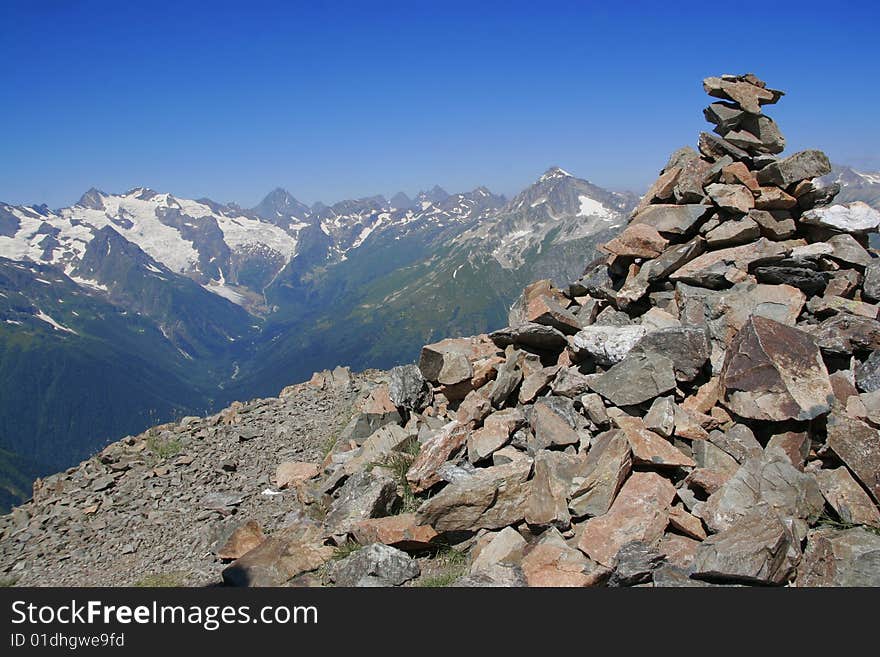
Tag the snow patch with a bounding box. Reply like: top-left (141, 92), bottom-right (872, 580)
top-left (35, 310), bottom-right (78, 334)
top-left (577, 195), bottom-right (615, 220)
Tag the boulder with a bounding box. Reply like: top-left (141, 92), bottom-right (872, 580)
top-left (719, 316), bottom-right (834, 422)
top-left (577, 472), bottom-right (676, 567)
top-left (614, 416), bottom-right (696, 468)
top-left (525, 450), bottom-right (583, 529)
top-left (571, 325), bottom-right (647, 366)
top-left (815, 467), bottom-right (880, 528)
top-left (588, 351), bottom-right (677, 407)
top-left (824, 412), bottom-right (880, 503)
top-left (351, 514), bottom-right (439, 551)
top-left (388, 364), bottom-right (432, 411)
top-left (630, 204), bottom-right (712, 235)
top-left (607, 541), bottom-right (665, 587)
top-left (216, 520), bottom-right (265, 561)
top-left (275, 462), bottom-right (320, 489)
top-left (407, 422), bottom-right (471, 493)
top-left (325, 470), bottom-right (399, 535)
top-left (521, 528), bottom-right (608, 587)
top-left (490, 323), bottom-right (568, 351)
top-left (801, 201), bottom-right (880, 234)
top-left (629, 326), bottom-right (710, 382)
top-left (755, 149), bottom-right (831, 186)
top-left (796, 527), bottom-right (880, 587)
top-left (470, 526), bottom-right (527, 573)
top-left (691, 513), bottom-right (800, 585)
top-left (416, 460), bottom-right (532, 532)
top-left (569, 430), bottom-right (632, 518)
top-left (530, 400), bottom-right (581, 450)
top-left (328, 543), bottom-right (420, 587)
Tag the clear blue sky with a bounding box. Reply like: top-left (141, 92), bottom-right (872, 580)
top-left (1, 0), bottom-right (878, 209)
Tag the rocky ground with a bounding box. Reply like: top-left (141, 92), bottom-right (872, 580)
top-left (3, 73), bottom-right (880, 588)
top-left (0, 367), bottom-right (375, 586)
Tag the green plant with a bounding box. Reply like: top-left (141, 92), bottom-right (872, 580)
top-left (816, 513), bottom-right (880, 537)
top-left (332, 540), bottom-right (362, 561)
top-left (132, 572), bottom-right (186, 587)
top-left (370, 438), bottom-right (421, 514)
top-left (415, 544), bottom-right (468, 587)
top-left (146, 433), bottom-right (183, 461)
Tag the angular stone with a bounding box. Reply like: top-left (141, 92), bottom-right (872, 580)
top-left (704, 101), bottom-right (744, 132)
top-left (524, 294), bottom-right (582, 336)
top-left (644, 396), bottom-right (675, 438)
top-left (691, 513), bottom-right (800, 585)
top-left (618, 237), bottom-right (706, 308)
top-left (825, 269), bottom-right (861, 298)
top-left (669, 505), bottom-right (707, 540)
top-left (827, 233), bottom-right (873, 268)
top-left (607, 541), bottom-right (665, 587)
top-left (454, 563), bottom-right (527, 587)
top-left (742, 114), bottom-right (785, 154)
top-left (636, 166), bottom-right (681, 210)
top-left (578, 472), bottom-right (676, 568)
top-left (766, 431), bottom-right (810, 469)
top-left (571, 325), bottom-right (647, 366)
top-left (467, 409), bottom-right (523, 463)
top-left (863, 261), bottom-right (880, 301)
top-left (692, 440), bottom-right (740, 479)
top-left (709, 425), bottom-right (762, 464)
top-left (418, 336), bottom-right (497, 384)
top-left (601, 223), bottom-right (668, 259)
top-left (531, 400), bottom-right (581, 450)
top-left (801, 201), bottom-right (880, 234)
top-left (569, 430), bottom-right (632, 518)
top-left (701, 451), bottom-right (824, 533)
top-left (275, 462), bottom-right (320, 489)
top-left (525, 451), bottom-right (582, 529)
top-left (699, 132), bottom-right (750, 161)
top-left (719, 316), bottom-right (834, 422)
top-left (351, 514), bottom-right (439, 551)
top-left (416, 460), bottom-right (532, 532)
top-left (705, 183), bottom-right (754, 213)
top-left (658, 535), bottom-right (702, 570)
top-left (753, 265), bottom-right (829, 296)
top-left (749, 209), bottom-right (796, 239)
top-left (630, 326), bottom-right (710, 383)
top-left (674, 157), bottom-right (714, 203)
top-left (670, 238), bottom-right (802, 288)
top-left (824, 412), bottom-right (880, 503)
top-left (518, 366), bottom-right (559, 403)
top-left (388, 364), bottom-right (432, 411)
top-left (550, 366), bottom-right (593, 398)
top-left (718, 161), bottom-right (759, 190)
top-left (588, 351), bottom-right (677, 407)
top-left (325, 470), bottom-right (398, 535)
top-left (815, 467), bottom-right (880, 528)
top-left (222, 521), bottom-right (334, 587)
top-left (407, 422), bottom-right (471, 494)
top-left (343, 424), bottom-right (412, 475)
top-left (488, 355), bottom-right (523, 408)
top-left (490, 322), bottom-right (568, 352)
top-left (807, 294), bottom-right (879, 319)
top-left (705, 216), bottom-right (761, 248)
top-left (640, 307), bottom-right (681, 331)
top-left (856, 351), bottom-right (880, 392)
top-left (615, 416), bottom-right (696, 468)
top-left (630, 203), bottom-right (711, 235)
top-left (521, 528), bottom-right (608, 587)
top-left (470, 526), bottom-right (527, 573)
top-left (796, 527), bottom-right (880, 587)
top-left (329, 543), bottom-right (420, 587)
top-left (508, 279), bottom-right (567, 325)
top-left (217, 520), bottom-right (265, 561)
top-left (703, 75), bottom-right (781, 114)
top-left (756, 150), bottom-right (831, 186)
top-left (754, 186), bottom-right (797, 210)
top-left (455, 389), bottom-right (492, 424)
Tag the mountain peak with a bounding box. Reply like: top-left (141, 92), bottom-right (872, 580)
top-left (76, 188), bottom-right (107, 210)
top-left (538, 166), bottom-right (574, 183)
top-left (252, 187), bottom-right (310, 221)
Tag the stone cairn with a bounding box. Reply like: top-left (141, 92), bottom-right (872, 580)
top-left (223, 74), bottom-right (880, 587)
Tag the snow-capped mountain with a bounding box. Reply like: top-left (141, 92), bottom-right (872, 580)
top-left (0, 168), bottom-right (635, 510)
top-left (817, 165), bottom-right (880, 210)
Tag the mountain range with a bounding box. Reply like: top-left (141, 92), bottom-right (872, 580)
top-left (0, 167), bottom-right (637, 510)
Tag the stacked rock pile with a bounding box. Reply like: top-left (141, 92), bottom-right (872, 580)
top-left (220, 74), bottom-right (880, 587)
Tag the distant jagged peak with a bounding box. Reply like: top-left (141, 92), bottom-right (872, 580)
top-left (252, 187), bottom-right (310, 221)
top-left (538, 166), bottom-right (574, 183)
top-left (416, 185), bottom-right (450, 205)
top-left (76, 187), bottom-right (107, 210)
top-left (390, 191), bottom-right (415, 210)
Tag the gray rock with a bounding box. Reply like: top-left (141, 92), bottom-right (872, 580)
top-left (328, 543), bottom-right (420, 587)
top-left (644, 397), bottom-right (675, 438)
top-left (863, 261), bottom-right (880, 301)
top-left (701, 451), bottom-right (824, 533)
top-left (753, 266), bottom-right (829, 296)
top-left (388, 364), bottom-right (432, 411)
top-left (824, 411), bottom-right (880, 503)
top-left (588, 351), bottom-right (677, 407)
top-left (571, 325), bottom-right (647, 366)
top-left (324, 470), bottom-right (398, 535)
top-left (490, 323), bottom-right (567, 351)
top-left (607, 541), bottom-right (665, 587)
top-left (708, 425), bottom-right (763, 464)
top-left (855, 351), bottom-right (880, 392)
top-left (692, 513), bottom-right (800, 585)
top-left (453, 563), bottom-right (527, 587)
top-left (826, 233), bottom-right (873, 268)
top-left (550, 366), bottom-right (593, 398)
top-left (630, 204), bottom-right (712, 236)
top-left (569, 430), bottom-right (632, 518)
top-left (797, 527), bottom-right (880, 587)
top-left (705, 216), bottom-right (761, 247)
top-left (755, 149), bottom-right (831, 186)
top-left (813, 314), bottom-right (880, 356)
top-left (489, 356), bottom-right (523, 408)
top-left (630, 326), bottom-right (710, 383)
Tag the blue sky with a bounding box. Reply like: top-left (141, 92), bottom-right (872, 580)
top-left (1, 0), bottom-right (878, 208)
